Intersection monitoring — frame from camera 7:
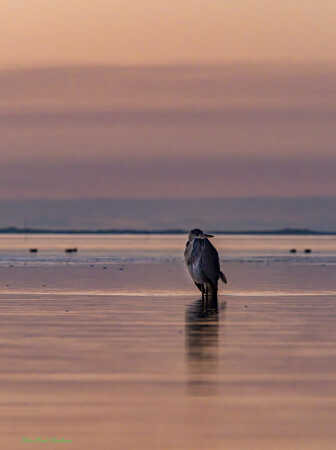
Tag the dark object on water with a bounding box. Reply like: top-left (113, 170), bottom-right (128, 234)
top-left (29, 248), bottom-right (38, 253)
top-left (65, 248), bottom-right (78, 253)
top-left (289, 248), bottom-right (297, 253)
top-left (304, 248), bottom-right (312, 253)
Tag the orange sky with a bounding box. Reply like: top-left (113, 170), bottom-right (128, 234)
top-left (1, 1), bottom-right (336, 198)
top-left (1, 0), bottom-right (336, 67)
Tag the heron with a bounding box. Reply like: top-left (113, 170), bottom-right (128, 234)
top-left (184, 228), bottom-right (227, 301)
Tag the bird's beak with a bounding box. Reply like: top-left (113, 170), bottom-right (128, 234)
top-left (204, 233), bottom-right (214, 238)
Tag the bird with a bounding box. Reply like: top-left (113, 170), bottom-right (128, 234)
top-left (184, 228), bottom-right (227, 302)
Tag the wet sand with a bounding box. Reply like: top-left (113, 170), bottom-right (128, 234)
top-left (1, 261), bottom-right (336, 449)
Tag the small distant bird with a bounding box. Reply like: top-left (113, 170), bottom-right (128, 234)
top-left (184, 229), bottom-right (227, 301)
top-left (65, 248), bottom-right (78, 254)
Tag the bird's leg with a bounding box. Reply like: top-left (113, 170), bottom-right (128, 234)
top-left (212, 284), bottom-right (218, 302)
top-left (201, 284), bottom-right (205, 311)
top-left (205, 283), bottom-right (209, 306)
top-left (201, 285), bottom-right (207, 313)
top-left (201, 284), bottom-right (205, 301)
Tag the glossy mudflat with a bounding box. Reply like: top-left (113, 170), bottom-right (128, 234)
top-left (0, 235), bottom-right (336, 449)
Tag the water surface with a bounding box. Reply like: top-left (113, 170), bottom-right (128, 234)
top-left (0, 235), bottom-right (335, 449)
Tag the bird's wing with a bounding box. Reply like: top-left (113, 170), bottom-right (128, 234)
top-left (184, 240), bottom-right (198, 266)
top-left (190, 238), bottom-right (203, 264)
top-left (200, 239), bottom-right (221, 285)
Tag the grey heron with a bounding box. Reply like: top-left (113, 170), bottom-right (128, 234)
top-left (184, 229), bottom-right (227, 301)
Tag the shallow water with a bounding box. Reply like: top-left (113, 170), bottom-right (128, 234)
top-left (1, 236), bottom-right (336, 449)
top-left (1, 233), bottom-right (336, 265)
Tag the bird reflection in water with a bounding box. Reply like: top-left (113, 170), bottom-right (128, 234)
top-left (185, 297), bottom-right (225, 396)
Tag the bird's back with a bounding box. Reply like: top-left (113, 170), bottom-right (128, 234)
top-left (200, 238), bottom-right (221, 286)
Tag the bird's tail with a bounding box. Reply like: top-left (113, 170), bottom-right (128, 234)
top-left (220, 271), bottom-right (227, 284)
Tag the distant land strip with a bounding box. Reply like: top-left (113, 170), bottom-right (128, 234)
top-left (0, 227), bottom-right (335, 235)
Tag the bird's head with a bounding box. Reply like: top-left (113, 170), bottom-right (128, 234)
top-left (188, 228), bottom-right (214, 241)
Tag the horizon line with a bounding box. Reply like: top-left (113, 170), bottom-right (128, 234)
top-left (0, 227), bottom-right (335, 236)
top-left (2, 60), bottom-right (336, 72)
top-left (0, 195), bottom-right (336, 201)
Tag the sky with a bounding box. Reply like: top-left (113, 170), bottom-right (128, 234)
top-left (1, 1), bottom-right (336, 200)
top-left (1, 0), bottom-right (336, 67)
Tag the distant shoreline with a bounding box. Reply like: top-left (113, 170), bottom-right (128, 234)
top-left (0, 227), bottom-right (335, 236)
